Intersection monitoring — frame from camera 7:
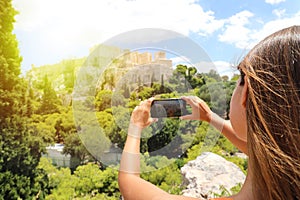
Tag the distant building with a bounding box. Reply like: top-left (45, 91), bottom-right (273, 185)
top-left (154, 51), bottom-right (165, 60)
top-left (96, 48), bottom-right (173, 91)
top-left (43, 144), bottom-right (71, 168)
top-left (138, 52), bottom-right (152, 64)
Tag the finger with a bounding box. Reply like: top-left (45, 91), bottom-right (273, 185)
top-left (190, 96), bottom-right (205, 106)
top-left (189, 96), bottom-right (201, 103)
top-left (139, 101), bottom-right (149, 110)
top-left (148, 97), bottom-right (155, 104)
top-left (150, 117), bottom-right (158, 124)
top-left (139, 100), bottom-right (145, 106)
top-left (145, 117), bottom-right (158, 127)
top-left (149, 97), bottom-right (155, 101)
top-left (180, 114), bottom-right (193, 120)
top-left (144, 98), bottom-right (154, 109)
top-left (182, 96), bottom-right (196, 106)
top-left (133, 105), bottom-right (139, 112)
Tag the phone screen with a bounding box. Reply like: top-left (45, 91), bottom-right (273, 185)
top-left (150, 99), bottom-right (189, 118)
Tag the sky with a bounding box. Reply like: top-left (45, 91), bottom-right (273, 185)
top-left (12, 0), bottom-right (300, 77)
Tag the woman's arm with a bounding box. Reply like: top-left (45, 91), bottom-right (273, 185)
top-left (118, 99), bottom-right (199, 200)
top-left (210, 114), bottom-right (247, 154)
top-left (181, 96), bottom-right (248, 155)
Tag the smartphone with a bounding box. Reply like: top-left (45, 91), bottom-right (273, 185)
top-left (150, 99), bottom-right (190, 118)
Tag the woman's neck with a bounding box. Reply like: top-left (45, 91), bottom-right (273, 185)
top-left (232, 161), bottom-right (254, 200)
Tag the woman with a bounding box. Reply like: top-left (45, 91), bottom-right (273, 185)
top-left (118, 25), bottom-right (300, 200)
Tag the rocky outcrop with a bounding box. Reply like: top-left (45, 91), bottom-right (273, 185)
top-left (181, 152), bottom-right (246, 199)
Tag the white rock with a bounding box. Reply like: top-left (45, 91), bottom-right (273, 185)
top-left (181, 152), bottom-right (246, 199)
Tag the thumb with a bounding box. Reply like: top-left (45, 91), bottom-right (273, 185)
top-left (145, 118), bottom-right (158, 127)
top-left (150, 118), bottom-right (158, 124)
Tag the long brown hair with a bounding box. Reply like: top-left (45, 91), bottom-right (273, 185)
top-left (240, 25), bottom-right (300, 199)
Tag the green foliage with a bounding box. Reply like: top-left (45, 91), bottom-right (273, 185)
top-left (223, 80), bottom-right (237, 119)
top-left (184, 143), bottom-right (203, 162)
top-left (94, 90), bottom-right (126, 112)
top-left (158, 91), bottom-right (178, 99)
top-left (0, 0), bottom-right (23, 121)
top-left (0, 170), bottom-right (48, 200)
top-left (223, 156), bottom-right (248, 174)
top-left (33, 110), bottom-right (77, 143)
top-left (63, 133), bottom-right (92, 168)
top-left (37, 75), bottom-right (62, 115)
top-left (95, 106), bottom-right (129, 149)
top-left (26, 86), bottom-right (38, 116)
top-left (230, 182), bottom-right (243, 194)
top-left (100, 68), bottom-right (116, 90)
top-left (138, 86), bottom-right (155, 100)
top-left (169, 65), bottom-right (206, 92)
top-left (141, 155), bottom-right (184, 195)
top-left (216, 135), bottom-right (239, 155)
top-left (0, 119), bottom-right (49, 199)
top-left (39, 160), bottom-right (120, 199)
top-left (27, 58), bottom-right (84, 94)
top-left (62, 60), bottom-right (77, 92)
top-left (147, 118), bottom-right (181, 157)
top-left (211, 183), bottom-right (243, 198)
top-left (95, 90), bottom-right (113, 111)
top-left (27, 120), bottom-right (55, 146)
top-left (96, 110), bottom-right (115, 137)
top-left (41, 159), bottom-right (77, 200)
top-left (0, 2), bottom-right (52, 199)
top-left (0, 0), bottom-right (21, 89)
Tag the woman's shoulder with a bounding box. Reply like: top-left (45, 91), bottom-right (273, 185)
top-left (209, 198), bottom-right (233, 200)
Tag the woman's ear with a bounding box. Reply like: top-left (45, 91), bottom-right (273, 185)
top-left (241, 76), bottom-right (248, 108)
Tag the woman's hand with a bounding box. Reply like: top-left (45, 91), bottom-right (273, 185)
top-left (180, 96), bottom-right (212, 122)
top-left (131, 98), bottom-right (157, 129)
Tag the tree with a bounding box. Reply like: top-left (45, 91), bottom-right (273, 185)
top-left (95, 90), bottom-right (112, 111)
top-left (137, 86), bottom-right (154, 100)
top-left (0, 2), bottom-right (50, 198)
top-left (42, 111), bottom-right (77, 143)
top-left (0, 0), bottom-right (22, 122)
top-left (63, 133), bottom-right (92, 169)
top-left (141, 157), bottom-right (183, 194)
top-left (122, 83), bottom-right (131, 98)
top-left (0, 118), bottom-right (49, 199)
top-left (62, 59), bottom-right (76, 92)
top-left (100, 69), bottom-right (116, 90)
top-left (206, 69), bottom-right (222, 82)
top-left (96, 107), bottom-right (129, 149)
top-left (169, 65), bottom-right (204, 92)
top-left (169, 65), bottom-right (187, 91)
top-left (38, 75), bottom-right (61, 115)
top-left (26, 86), bottom-right (36, 116)
top-left (147, 118), bottom-right (180, 157)
top-left (40, 159), bottom-right (120, 199)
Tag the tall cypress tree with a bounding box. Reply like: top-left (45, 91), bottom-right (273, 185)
top-left (38, 75), bottom-right (61, 115)
top-left (0, 0), bottom-right (22, 123)
top-left (0, 1), bottom-right (49, 198)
